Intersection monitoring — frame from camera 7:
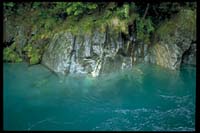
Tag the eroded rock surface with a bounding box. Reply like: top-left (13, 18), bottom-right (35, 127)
top-left (148, 9), bottom-right (196, 69)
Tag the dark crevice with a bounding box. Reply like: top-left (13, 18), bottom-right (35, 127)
top-left (117, 48), bottom-right (127, 56)
top-left (180, 43), bottom-right (193, 67)
top-left (121, 32), bottom-right (128, 41)
top-left (117, 2), bottom-right (125, 7)
top-left (3, 38), bottom-right (14, 48)
top-left (65, 36), bottom-right (76, 75)
top-left (103, 25), bottom-right (109, 48)
top-left (181, 46), bottom-right (192, 62)
top-left (57, 12), bottom-right (67, 20)
top-left (128, 22), bottom-right (136, 40)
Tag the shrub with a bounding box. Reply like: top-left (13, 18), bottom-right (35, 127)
top-left (136, 17), bottom-right (155, 44)
top-left (23, 44), bottom-right (41, 65)
top-left (3, 44), bottom-right (23, 63)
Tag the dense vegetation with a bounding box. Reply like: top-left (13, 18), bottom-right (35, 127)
top-left (3, 2), bottom-right (196, 64)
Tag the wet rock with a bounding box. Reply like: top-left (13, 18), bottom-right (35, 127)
top-left (182, 43), bottom-right (196, 66)
top-left (42, 27), bottom-right (134, 76)
top-left (148, 9), bottom-right (196, 69)
top-left (42, 32), bottom-right (74, 74)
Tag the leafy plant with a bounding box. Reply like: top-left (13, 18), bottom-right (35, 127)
top-left (115, 3), bottom-right (130, 19)
top-left (3, 2), bottom-right (15, 8)
top-left (3, 2), bottom-right (16, 16)
top-left (49, 2), bottom-right (98, 18)
top-left (65, 2), bottom-right (98, 16)
top-left (32, 2), bottom-right (41, 9)
top-left (136, 17), bottom-right (155, 44)
top-left (23, 44), bottom-right (41, 65)
top-left (3, 44), bottom-right (23, 63)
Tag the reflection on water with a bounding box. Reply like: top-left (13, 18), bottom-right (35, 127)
top-left (3, 63), bottom-right (196, 131)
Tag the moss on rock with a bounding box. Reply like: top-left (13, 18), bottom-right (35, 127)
top-left (155, 9), bottom-right (196, 43)
top-left (149, 9), bottom-right (196, 69)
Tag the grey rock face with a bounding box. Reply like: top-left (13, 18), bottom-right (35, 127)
top-left (147, 9), bottom-right (196, 69)
top-left (182, 43), bottom-right (196, 66)
top-left (42, 28), bottom-right (134, 77)
top-left (42, 32), bottom-right (74, 74)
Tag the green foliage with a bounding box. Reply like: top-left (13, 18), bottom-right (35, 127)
top-left (3, 2), bottom-right (15, 8)
top-left (156, 9), bottom-right (196, 42)
top-left (123, 4), bottom-right (130, 18)
top-left (3, 2), bottom-right (16, 16)
top-left (32, 2), bottom-right (41, 9)
top-left (146, 18), bottom-right (155, 33)
top-left (116, 3), bottom-right (130, 19)
top-left (65, 2), bottom-right (98, 16)
top-left (44, 18), bottom-right (56, 31)
top-left (184, 2), bottom-right (196, 10)
top-left (3, 44), bottom-right (23, 63)
top-left (51, 2), bottom-right (98, 17)
top-left (136, 17), bottom-right (155, 44)
top-left (23, 44), bottom-right (41, 65)
top-left (107, 2), bottom-right (117, 10)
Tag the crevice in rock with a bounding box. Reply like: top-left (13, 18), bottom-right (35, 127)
top-left (180, 42), bottom-right (196, 67)
top-left (57, 12), bottom-right (67, 20)
top-left (99, 25), bottom-right (109, 75)
top-left (117, 48), bottom-right (127, 57)
top-left (3, 38), bottom-right (14, 48)
top-left (65, 35), bottom-right (76, 75)
top-left (103, 25), bottom-right (109, 49)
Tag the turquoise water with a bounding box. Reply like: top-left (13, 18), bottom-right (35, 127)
top-left (3, 63), bottom-right (196, 131)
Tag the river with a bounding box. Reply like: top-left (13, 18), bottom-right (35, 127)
top-left (3, 63), bottom-right (196, 131)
